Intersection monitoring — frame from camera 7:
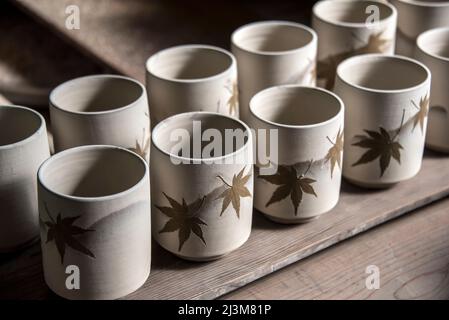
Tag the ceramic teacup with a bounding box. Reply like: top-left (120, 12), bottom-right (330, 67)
top-left (0, 105), bottom-right (50, 252)
top-left (38, 145), bottom-right (151, 300)
top-left (231, 21), bottom-right (317, 122)
top-left (334, 54), bottom-right (431, 187)
top-left (415, 27), bottom-right (449, 153)
top-left (50, 75), bottom-right (150, 162)
top-left (146, 45), bottom-right (238, 125)
top-left (312, 0), bottom-right (397, 89)
top-left (247, 85), bottom-right (344, 223)
top-left (151, 112), bottom-right (253, 261)
top-left (391, 0), bottom-right (449, 56)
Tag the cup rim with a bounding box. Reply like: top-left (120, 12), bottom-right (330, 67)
top-left (0, 105), bottom-right (46, 150)
top-left (38, 145), bottom-right (149, 202)
top-left (393, 0), bottom-right (449, 8)
top-left (417, 27), bottom-right (449, 62)
top-left (312, 0), bottom-right (397, 29)
top-left (49, 74), bottom-right (146, 116)
top-left (249, 85), bottom-right (344, 129)
top-left (151, 111), bottom-right (252, 162)
top-left (231, 20), bottom-right (317, 56)
top-left (336, 53), bottom-right (431, 94)
top-left (146, 44), bottom-right (236, 84)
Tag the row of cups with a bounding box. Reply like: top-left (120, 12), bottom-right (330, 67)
top-left (1, 0), bottom-right (449, 300)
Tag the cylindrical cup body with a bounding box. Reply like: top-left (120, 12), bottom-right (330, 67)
top-left (151, 112), bottom-right (253, 261)
top-left (334, 54), bottom-right (431, 187)
top-left (50, 75), bottom-right (150, 162)
top-left (312, 0), bottom-right (397, 89)
top-left (415, 27), bottom-right (449, 152)
top-left (391, 0), bottom-right (449, 56)
top-left (0, 105), bottom-right (50, 252)
top-left (38, 146), bottom-right (151, 299)
top-left (231, 21), bottom-right (317, 122)
top-left (146, 45), bottom-right (238, 126)
top-left (247, 86), bottom-right (344, 223)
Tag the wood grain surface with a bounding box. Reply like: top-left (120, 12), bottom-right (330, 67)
top-left (225, 197), bottom-right (449, 300)
top-left (1, 151), bottom-right (449, 299)
top-left (12, 0), bottom-right (314, 83)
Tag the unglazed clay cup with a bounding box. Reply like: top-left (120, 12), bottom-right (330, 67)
top-left (0, 105), bottom-right (50, 252)
top-left (247, 86), bottom-right (344, 223)
top-left (312, 0), bottom-right (397, 89)
top-left (334, 54), bottom-right (431, 187)
top-left (146, 45), bottom-right (238, 125)
top-left (391, 0), bottom-right (449, 56)
top-left (50, 75), bottom-right (150, 162)
top-left (151, 112), bottom-right (253, 261)
top-left (231, 21), bottom-right (317, 122)
top-left (38, 145), bottom-right (151, 300)
top-left (415, 27), bottom-right (449, 153)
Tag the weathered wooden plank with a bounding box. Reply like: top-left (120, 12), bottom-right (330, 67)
top-left (225, 197), bottom-right (449, 300)
top-left (1, 151), bottom-right (449, 299)
top-left (11, 0), bottom-right (313, 83)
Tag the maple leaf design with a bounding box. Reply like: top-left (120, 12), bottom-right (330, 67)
top-left (411, 94), bottom-right (430, 134)
top-left (325, 128), bottom-right (344, 178)
top-left (225, 81), bottom-right (239, 115)
top-left (130, 128), bottom-right (150, 160)
top-left (258, 161), bottom-right (317, 216)
top-left (317, 50), bottom-right (351, 90)
top-left (352, 111), bottom-right (405, 177)
top-left (355, 31), bottom-right (392, 54)
top-left (216, 167), bottom-right (252, 218)
top-left (40, 203), bottom-right (95, 264)
top-left (317, 30), bottom-right (391, 90)
top-left (155, 192), bottom-right (207, 252)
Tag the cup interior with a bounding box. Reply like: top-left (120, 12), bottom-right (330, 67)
top-left (0, 106), bottom-right (43, 146)
top-left (418, 28), bottom-right (449, 60)
top-left (39, 147), bottom-right (146, 198)
top-left (51, 76), bottom-right (144, 113)
top-left (337, 55), bottom-right (429, 91)
top-left (232, 22), bottom-right (314, 53)
top-left (152, 113), bottom-right (249, 159)
top-left (314, 0), bottom-right (394, 25)
top-left (147, 46), bottom-right (233, 81)
top-left (250, 86), bottom-right (342, 126)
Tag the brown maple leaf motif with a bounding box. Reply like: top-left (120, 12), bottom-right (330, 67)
top-left (216, 167), bottom-right (252, 218)
top-left (155, 193), bottom-right (207, 252)
top-left (317, 50), bottom-right (352, 90)
top-left (225, 81), bottom-right (239, 115)
top-left (258, 161), bottom-right (317, 216)
top-left (318, 31), bottom-right (391, 90)
top-left (355, 31), bottom-right (392, 54)
top-left (325, 128), bottom-right (344, 179)
top-left (411, 94), bottom-right (430, 134)
top-left (352, 111), bottom-right (405, 177)
top-left (39, 203), bottom-right (95, 264)
top-left (130, 128), bottom-right (150, 160)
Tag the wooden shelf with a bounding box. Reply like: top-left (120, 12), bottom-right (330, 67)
top-left (1, 151), bottom-right (449, 299)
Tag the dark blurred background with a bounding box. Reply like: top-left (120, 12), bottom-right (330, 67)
top-left (0, 0), bottom-right (317, 107)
